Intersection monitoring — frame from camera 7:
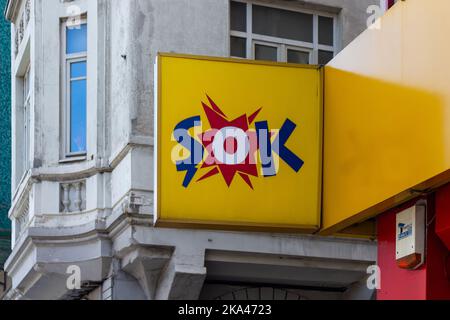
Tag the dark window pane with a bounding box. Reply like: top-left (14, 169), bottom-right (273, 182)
top-left (318, 50), bottom-right (334, 65)
top-left (66, 23), bottom-right (87, 54)
top-left (70, 61), bottom-right (87, 78)
top-left (319, 16), bottom-right (334, 46)
top-left (230, 1), bottom-right (246, 32)
top-left (287, 49), bottom-right (309, 64)
top-left (70, 79), bottom-right (87, 152)
top-left (255, 44), bottom-right (277, 62)
top-left (253, 5), bottom-right (313, 42)
top-left (230, 36), bottom-right (246, 58)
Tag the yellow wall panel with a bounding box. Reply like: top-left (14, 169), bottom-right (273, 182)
top-left (322, 0), bottom-right (450, 233)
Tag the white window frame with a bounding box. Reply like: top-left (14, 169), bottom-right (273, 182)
top-left (23, 65), bottom-right (31, 173)
top-left (61, 18), bottom-right (88, 159)
top-left (252, 40), bottom-right (281, 62)
top-left (229, 0), bottom-right (337, 64)
top-left (284, 45), bottom-right (312, 65)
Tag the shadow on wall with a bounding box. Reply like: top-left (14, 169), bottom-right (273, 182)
top-left (323, 67), bottom-right (447, 233)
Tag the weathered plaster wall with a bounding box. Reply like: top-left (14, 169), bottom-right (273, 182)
top-left (108, 0), bottom-right (229, 157)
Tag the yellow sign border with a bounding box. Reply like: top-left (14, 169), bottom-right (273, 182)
top-left (154, 52), bottom-right (323, 233)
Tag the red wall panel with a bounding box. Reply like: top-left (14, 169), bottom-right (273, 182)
top-left (377, 190), bottom-right (450, 300)
top-left (377, 199), bottom-right (427, 300)
top-left (436, 183), bottom-right (450, 250)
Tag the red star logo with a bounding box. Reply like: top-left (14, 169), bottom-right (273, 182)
top-left (197, 95), bottom-right (262, 189)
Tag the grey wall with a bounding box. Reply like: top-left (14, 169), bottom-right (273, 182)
top-left (108, 0), bottom-right (229, 157)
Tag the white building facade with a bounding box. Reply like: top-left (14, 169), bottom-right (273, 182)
top-left (4, 0), bottom-right (379, 300)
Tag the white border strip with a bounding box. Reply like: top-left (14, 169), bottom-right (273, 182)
top-left (153, 55), bottom-right (159, 226)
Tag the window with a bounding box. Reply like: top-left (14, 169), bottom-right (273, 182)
top-left (23, 65), bottom-right (31, 173)
top-left (63, 21), bottom-right (87, 156)
top-left (254, 42), bottom-right (278, 62)
top-left (230, 1), bottom-right (336, 65)
top-left (15, 64), bottom-right (31, 186)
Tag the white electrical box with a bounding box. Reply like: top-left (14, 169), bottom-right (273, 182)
top-left (395, 204), bottom-right (425, 269)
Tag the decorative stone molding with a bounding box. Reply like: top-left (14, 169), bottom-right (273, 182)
top-left (15, 194), bottom-right (29, 240)
top-left (18, 18), bottom-right (23, 45)
top-left (60, 180), bottom-right (86, 213)
top-left (13, 0), bottom-right (31, 57)
top-left (121, 192), bottom-right (153, 214)
top-left (24, 0), bottom-right (30, 24)
top-left (14, 28), bottom-right (19, 56)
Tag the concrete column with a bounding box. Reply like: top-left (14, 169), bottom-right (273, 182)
top-left (121, 247), bottom-right (172, 300)
top-left (154, 247), bottom-right (206, 300)
top-left (107, 258), bottom-right (146, 300)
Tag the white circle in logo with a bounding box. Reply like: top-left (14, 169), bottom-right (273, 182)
top-left (212, 127), bottom-right (249, 165)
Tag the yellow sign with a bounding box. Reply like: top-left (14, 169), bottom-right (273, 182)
top-left (154, 53), bottom-right (322, 232)
top-left (321, 0), bottom-right (450, 234)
